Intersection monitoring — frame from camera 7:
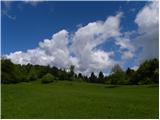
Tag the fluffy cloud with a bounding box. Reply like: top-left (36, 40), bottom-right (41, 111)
top-left (71, 13), bottom-right (122, 74)
top-left (5, 1), bottom-right (159, 75)
top-left (6, 13), bottom-right (123, 75)
top-left (135, 1), bottom-right (158, 33)
top-left (39, 30), bottom-right (71, 68)
top-left (7, 30), bottom-right (71, 68)
top-left (7, 49), bottom-right (51, 66)
top-left (134, 1), bottom-right (159, 63)
top-left (115, 37), bottom-right (135, 60)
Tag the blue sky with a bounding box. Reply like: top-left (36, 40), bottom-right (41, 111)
top-left (2, 1), bottom-right (146, 54)
top-left (1, 1), bottom-right (159, 75)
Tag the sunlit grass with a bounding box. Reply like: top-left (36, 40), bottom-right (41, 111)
top-left (1, 81), bottom-right (159, 119)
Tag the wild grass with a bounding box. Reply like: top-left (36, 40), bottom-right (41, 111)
top-left (1, 81), bottom-right (159, 119)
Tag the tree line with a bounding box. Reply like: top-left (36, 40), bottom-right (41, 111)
top-left (1, 58), bottom-right (159, 85)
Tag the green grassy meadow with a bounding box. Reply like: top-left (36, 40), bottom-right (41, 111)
top-left (1, 81), bottom-right (159, 119)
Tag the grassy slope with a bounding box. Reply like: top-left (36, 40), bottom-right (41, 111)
top-left (1, 81), bottom-right (159, 119)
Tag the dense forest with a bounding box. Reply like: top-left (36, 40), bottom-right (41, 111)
top-left (1, 58), bottom-right (159, 85)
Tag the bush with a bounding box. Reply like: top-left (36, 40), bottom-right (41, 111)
top-left (41, 73), bottom-right (55, 84)
top-left (1, 72), bottom-right (19, 84)
top-left (27, 70), bottom-right (38, 81)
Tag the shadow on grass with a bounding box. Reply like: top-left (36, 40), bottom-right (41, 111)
top-left (147, 84), bottom-right (159, 88)
top-left (105, 85), bottom-right (120, 88)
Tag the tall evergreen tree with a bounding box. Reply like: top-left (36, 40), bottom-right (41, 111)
top-left (69, 65), bottom-right (75, 80)
top-left (98, 71), bottom-right (105, 83)
top-left (89, 72), bottom-right (97, 83)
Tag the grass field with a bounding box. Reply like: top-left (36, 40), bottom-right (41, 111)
top-left (1, 81), bottom-right (159, 119)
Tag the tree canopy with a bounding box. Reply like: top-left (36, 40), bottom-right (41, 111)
top-left (1, 58), bottom-right (159, 85)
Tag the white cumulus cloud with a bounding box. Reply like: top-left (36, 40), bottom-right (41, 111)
top-left (6, 30), bottom-right (72, 68)
top-left (5, 1), bottom-right (159, 75)
top-left (115, 37), bottom-right (135, 60)
top-left (134, 1), bottom-right (159, 63)
top-left (70, 12), bottom-right (122, 75)
top-left (5, 13), bottom-right (123, 75)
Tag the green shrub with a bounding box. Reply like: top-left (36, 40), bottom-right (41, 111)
top-left (41, 73), bottom-right (55, 84)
